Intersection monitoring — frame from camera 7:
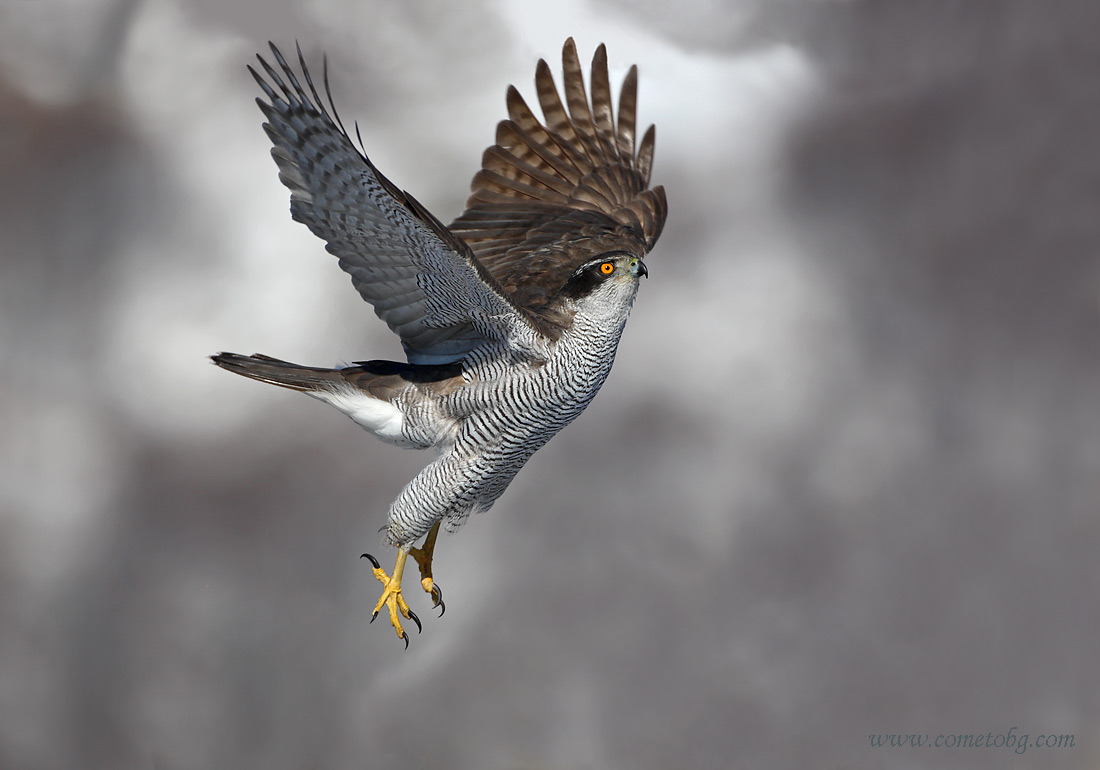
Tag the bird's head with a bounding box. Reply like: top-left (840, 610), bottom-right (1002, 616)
top-left (559, 252), bottom-right (648, 307)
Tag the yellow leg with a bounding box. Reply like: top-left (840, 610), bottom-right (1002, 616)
top-left (361, 549), bottom-right (421, 648)
top-left (409, 521), bottom-right (445, 616)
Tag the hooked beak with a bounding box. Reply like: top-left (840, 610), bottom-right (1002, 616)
top-left (634, 259), bottom-right (649, 279)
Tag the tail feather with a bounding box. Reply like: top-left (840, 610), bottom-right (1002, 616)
top-left (212, 351), bottom-right (466, 399)
top-left (210, 352), bottom-right (344, 392)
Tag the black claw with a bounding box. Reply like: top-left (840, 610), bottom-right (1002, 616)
top-left (407, 609), bottom-right (422, 634)
top-left (361, 553), bottom-right (380, 569)
top-left (430, 583), bottom-right (445, 615)
top-left (402, 632), bottom-right (409, 650)
top-left (369, 611), bottom-right (378, 624)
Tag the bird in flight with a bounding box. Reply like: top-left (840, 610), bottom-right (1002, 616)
top-left (213, 38), bottom-right (666, 646)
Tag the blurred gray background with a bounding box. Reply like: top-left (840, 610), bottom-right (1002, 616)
top-left (2, 1), bottom-right (1098, 768)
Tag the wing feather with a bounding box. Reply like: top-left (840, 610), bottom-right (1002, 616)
top-left (502, 89), bottom-right (586, 186)
top-left (251, 43), bottom-right (547, 363)
top-left (589, 45), bottom-right (621, 162)
top-left (636, 124), bottom-right (657, 186)
top-left (560, 39), bottom-right (606, 164)
top-left (449, 38), bottom-right (667, 313)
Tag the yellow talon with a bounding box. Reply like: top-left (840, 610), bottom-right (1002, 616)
top-left (409, 521), bottom-right (445, 614)
top-left (362, 549), bottom-right (420, 647)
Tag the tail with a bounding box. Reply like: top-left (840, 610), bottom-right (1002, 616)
top-left (210, 352), bottom-right (345, 392)
top-left (212, 351), bottom-right (466, 399)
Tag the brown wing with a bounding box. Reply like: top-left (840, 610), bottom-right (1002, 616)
top-left (448, 38), bottom-right (668, 313)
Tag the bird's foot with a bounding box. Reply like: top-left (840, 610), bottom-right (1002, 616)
top-left (409, 521), bottom-right (445, 616)
top-left (361, 549), bottom-right (420, 648)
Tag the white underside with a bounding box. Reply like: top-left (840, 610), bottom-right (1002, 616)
top-left (309, 387), bottom-right (413, 448)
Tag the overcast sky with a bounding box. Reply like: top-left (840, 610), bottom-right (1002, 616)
top-left (2, 1), bottom-right (1098, 769)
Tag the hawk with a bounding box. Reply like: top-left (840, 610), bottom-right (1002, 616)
top-left (213, 39), bottom-right (666, 646)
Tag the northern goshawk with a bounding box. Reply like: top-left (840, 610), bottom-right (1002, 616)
top-left (213, 39), bottom-right (666, 646)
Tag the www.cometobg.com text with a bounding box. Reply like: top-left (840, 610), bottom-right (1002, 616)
top-left (869, 727), bottom-right (1074, 755)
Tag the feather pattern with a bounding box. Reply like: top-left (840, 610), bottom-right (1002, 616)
top-left (250, 43), bottom-right (544, 364)
top-left (217, 39), bottom-right (667, 571)
top-left (449, 38), bottom-right (668, 313)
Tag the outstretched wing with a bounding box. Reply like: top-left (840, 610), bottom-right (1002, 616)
top-left (448, 38), bottom-right (668, 313)
top-left (251, 43), bottom-right (544, 364)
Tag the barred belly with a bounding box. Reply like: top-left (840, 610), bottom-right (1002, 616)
top-left (383, 314), bottom-right (626, 546)
top-left (384, 392), bottom-right (588, 544)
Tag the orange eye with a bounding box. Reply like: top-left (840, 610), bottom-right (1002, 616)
top-left (599, 262), bottom-right (615, 275)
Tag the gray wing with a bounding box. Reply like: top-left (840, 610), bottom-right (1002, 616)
top-left (251, 43), bottom-right (543, 364)
top-left (448, 38), bottom-right (667, 314)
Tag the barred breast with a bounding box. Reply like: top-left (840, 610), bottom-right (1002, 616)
top-left (383, 311), bottom-right (629, 545)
